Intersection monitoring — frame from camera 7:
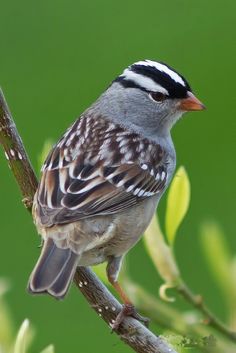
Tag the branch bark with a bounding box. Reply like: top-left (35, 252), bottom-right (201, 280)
top-left (0, 88), bottom-right (177, 353)
top-left (176, 282), bottom-right (236, 342)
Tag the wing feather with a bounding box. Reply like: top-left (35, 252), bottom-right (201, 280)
top-left (35, 115), bottom-right (169, 226)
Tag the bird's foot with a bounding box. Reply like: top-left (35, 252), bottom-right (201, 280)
top-left (111, 304), bottom-right (150, 331)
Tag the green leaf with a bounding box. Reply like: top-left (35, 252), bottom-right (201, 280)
top-left (200, 222), bottom-right (236, 306)
top-left (0, 280), bottom-right (14, 351)
top-left (144, 215), bottom-right (180, 284)
top-left (38, 139), bottom-right (54, 170)
top-left (165, 166), bottom-right (191, 246)
top-left (40, 344), bottom-right (55, 353)
top-left (0, 278), bottom-right (10, 296)
top-left (13, 319), bottom-right (33, 353)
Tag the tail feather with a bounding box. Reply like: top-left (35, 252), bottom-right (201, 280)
top-left (28, 238), bottom-right (78, 299)
top-left (48, 250), bottom-right (79, 298)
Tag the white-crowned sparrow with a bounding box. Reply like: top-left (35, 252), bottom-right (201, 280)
top-left (28, 60), bottom-right (204, 316)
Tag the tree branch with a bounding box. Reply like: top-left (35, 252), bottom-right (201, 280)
top-left (177, 281), bottom-right (236, 342)
top-left (0, 90), bottom-right (38, 210)
top-left (0, 88), bottom-right (177, 353)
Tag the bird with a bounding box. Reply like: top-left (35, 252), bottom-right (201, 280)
top-left (28, 59), bottom-right (204, 326)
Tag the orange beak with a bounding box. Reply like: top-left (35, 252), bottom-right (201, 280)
top-left (179, 92), bottom-right (205, 111)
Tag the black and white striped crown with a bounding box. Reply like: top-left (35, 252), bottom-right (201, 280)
top-left (115, 60), bottom-right (191, 98)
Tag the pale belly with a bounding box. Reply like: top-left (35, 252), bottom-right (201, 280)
top-left (78, 195), bottom-right (158, 266)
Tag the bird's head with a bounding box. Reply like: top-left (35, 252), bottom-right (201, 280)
top-left (92, 59), bottom-right (205, 138)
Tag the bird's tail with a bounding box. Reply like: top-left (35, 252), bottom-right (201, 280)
top-left (28, 238), bottom-right (78, 299)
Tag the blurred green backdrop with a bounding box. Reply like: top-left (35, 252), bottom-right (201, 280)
top-left (0, 0), bottom-right (235, 352)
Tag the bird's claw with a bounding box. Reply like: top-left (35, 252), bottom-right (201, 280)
top-left (111, 304), bottom-right (150, 331)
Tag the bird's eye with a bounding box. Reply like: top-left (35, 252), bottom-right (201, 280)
top-left (149, 92), bottom-right (167, 102)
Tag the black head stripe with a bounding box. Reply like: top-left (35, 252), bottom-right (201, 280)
top-left (131, 63), bottom-right (191, 98)
top-left (159, 61), bottom-right (191, 91)
top-left (114, 60), bottom-right (192, 99)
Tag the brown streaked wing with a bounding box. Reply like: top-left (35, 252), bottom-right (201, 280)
top-left (36, 115), bottom-right (168, 226)
top-left (36, 160), bottom-right (167, 226)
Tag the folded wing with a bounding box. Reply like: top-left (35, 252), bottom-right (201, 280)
top-left (36, 115), bottom-right (168, 226)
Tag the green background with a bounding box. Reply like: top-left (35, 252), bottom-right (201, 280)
top-left (0, 0), bottom-right (235, 352)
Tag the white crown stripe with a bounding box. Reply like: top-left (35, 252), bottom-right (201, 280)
top-left (132, 60), bottom-right (186, 87)
top-left (122, 69), bottom-right (169, 94)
